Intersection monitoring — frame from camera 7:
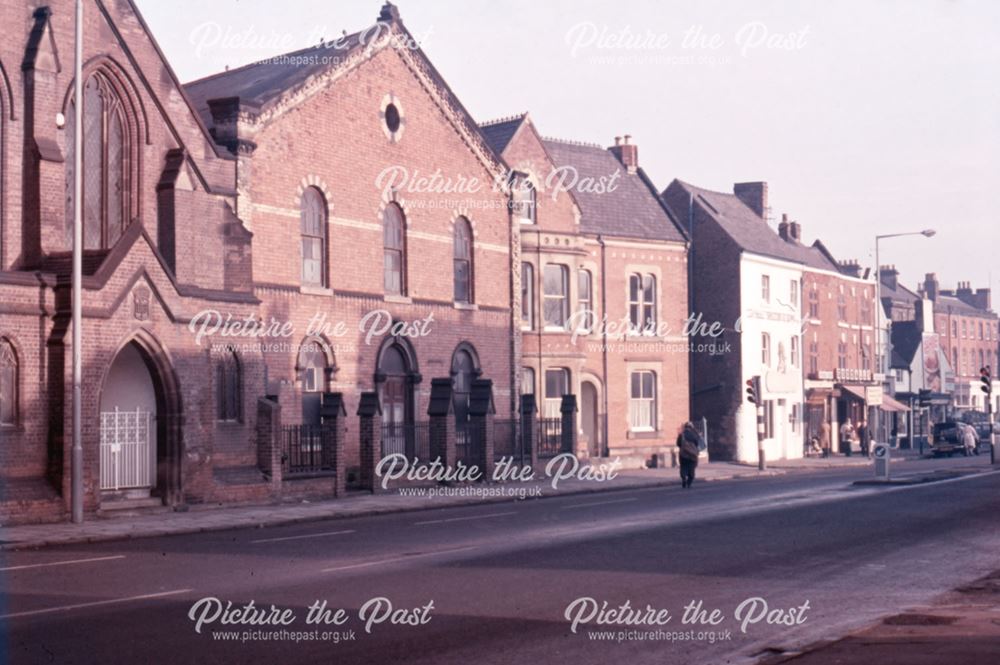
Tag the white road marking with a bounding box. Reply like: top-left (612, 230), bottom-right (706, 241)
top-left (0, 588), bottom-right (192, 620)
top-left (321, 546), bottom-right (477, 573)
top-left (561, 497), bottom-right (638, 510)
top-left (413, 511), bottom-right (517, 526)
top-left (250, 529), bottom-right (355, 544)
top-left (0, 555), bottom-right (125, 572)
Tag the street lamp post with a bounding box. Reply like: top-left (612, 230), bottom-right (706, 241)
top-left (874, 229), bottom-right (935, 448)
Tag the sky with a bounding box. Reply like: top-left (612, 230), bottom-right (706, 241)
top-left (135, 0), bottom-right (1000, 297)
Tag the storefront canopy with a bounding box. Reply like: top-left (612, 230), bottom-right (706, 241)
top-left (881, 394), bottom-right (910, 412)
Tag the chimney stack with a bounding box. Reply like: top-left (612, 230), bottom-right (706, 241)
top-left (839, 260), bottom-right (861, 278)
top-left (879, 264), bottom-right (898, 291)
top-left (789, 221), bottom-right (802, 243)
top-left (778, 213), bottom-right (791, 241)
top-left (923, 273), bottom-right (940, 301)
top-left (733, 182), bottom-right (769, 220)
top-left (609, 134), bottom-right (638, 174)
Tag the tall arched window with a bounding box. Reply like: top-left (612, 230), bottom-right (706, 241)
top-left (216, 348), bottom-right (241, 422)
top-left (66, 73), bottom-right (127, 250)
top-left (383, 203), bottom-right (406, 295)
top-left (0, 339), bottom-right (17, 426)
top-left (453, 217), bottom-right (473, 303)
top-left (298, 338), bottom-right (329, 425)
top-left (301, 187), bottom-right (327, 286)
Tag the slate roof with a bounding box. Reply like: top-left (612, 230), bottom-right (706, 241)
top-left (185, 34), bottom-right (365, 126)
top-left (540, 139), bottom-right (686, 242)
top-left (880, 275), bottom-right (921, 304)
top-left (669, 180), bottom-right (838, 271)
top-left (934, 294), bottom-right (993, 317)
top-left (479, 115), bottom-right (527, 155)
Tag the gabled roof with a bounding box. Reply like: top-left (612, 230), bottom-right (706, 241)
top-left (890, 320), bottom-right (923, 368)
top-left (185, 36), bottom-right (364, 124)
top-left (668, 180), bottom-right (837, 271)
top-left (540, 139), bottom-right (686, 242)
top-left (479, 114), bottom-right (527, 155)
top-left (183, 5), bottom-right (504, 175)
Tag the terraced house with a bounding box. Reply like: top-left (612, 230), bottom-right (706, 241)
top-left (479, 115), bottom-right (690, 463)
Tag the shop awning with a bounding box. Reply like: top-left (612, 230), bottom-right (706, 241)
top-left (840, 385), bottom-right (868, 402)
top-left (880, 394), bottom-right (910, 412)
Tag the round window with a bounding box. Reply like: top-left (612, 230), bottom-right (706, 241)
top-left (384, 104), bottom-right (401, 133)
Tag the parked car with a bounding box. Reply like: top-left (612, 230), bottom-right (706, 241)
top-left (930, 422), bottom-right (969, 456)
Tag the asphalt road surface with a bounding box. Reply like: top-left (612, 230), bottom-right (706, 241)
top-left (2, 455), bottom-right (998, 665)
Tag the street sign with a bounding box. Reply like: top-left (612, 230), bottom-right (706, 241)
top-left (873, 443), bottom-right (890, 480)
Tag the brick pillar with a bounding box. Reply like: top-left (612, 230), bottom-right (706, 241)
top-left (256, 397), bottom-right (282, 492)
top-left (356, 392), bottom-right (382, 493)
top-left (427, 378), bottom-right (457, 470)
top-left (560, 394), bottom-right (578, 456)
top-left (520, 394), bottom-right (538, 472)
top-left (321, 393), bottom-right (347, 498)
top-left (469, 379), bottom-right (496, 480)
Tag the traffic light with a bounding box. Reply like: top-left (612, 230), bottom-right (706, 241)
top-left (982, 366), bottom-right (992, 395)
top-left (918, 388), bottom-right (932, 407)
top-left (746, 376), bottom-right (761, 405)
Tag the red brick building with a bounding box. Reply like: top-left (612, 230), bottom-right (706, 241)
top-left (479, 116), bottom-right (690, 462)
top-left (919, 274), bottom-right (999, 410)
top-left (0, 1), bottom-right (518, 524)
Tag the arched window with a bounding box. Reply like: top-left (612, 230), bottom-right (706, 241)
top-left (453, 217), bottom-right (473, 303)
top-left (300, 187), bottom-right (327, 287)
top-left (0, 339), bottom-right (17, 426)
top-left (383, 203), bottom-right (406, 295)
top-left (298, 339), bottom-right (329, 425)
top-left (216, 348), bottom-right (241, 422)
top-left (66, 73), bottom-right (127, 250)
top-left (513, 179), bottom-right (536, 224)
top-left (451, 347), bottom-right (478, 423)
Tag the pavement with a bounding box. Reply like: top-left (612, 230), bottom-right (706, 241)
top-left (0, 454), bottom-right (904, 551)
top-left (1, 456), bottom-right (996, 665)
top-left (0, 461), bottom-right (776, 550)
top-left (760, 569), bottom-right (1000, 665)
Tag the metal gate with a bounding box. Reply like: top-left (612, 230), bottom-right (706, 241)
top-left (100, 407), bottom-right (153, 490)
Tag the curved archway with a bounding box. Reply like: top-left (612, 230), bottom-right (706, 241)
top-left (297, 336), bottom-right (335, 424)
top-left (450, 342), bottom-right (481, 423)
top-left (97, 330), bottom-right (183, 506)
top-left (375, 337), bottom-right (420, 457)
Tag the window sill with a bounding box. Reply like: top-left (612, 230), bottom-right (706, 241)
top-left (543, 327), bottom-right (571, 334)
top-left (384, 294), bottom-right (412, 305)
top-left (300, 285), bottom-right (333, 297)
top-left (453, 302), bottom-right (478, 311)
top-left (626, 429), bottom-right (661, 440)
top-left (216, 420), bottom-right (244, 427)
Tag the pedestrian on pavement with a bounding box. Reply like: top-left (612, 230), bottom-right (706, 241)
top-left (676, 422), bottom-right (701, 488)
top-left (819, 421), bottom-right (832, 458)
top-left (840, 419), bottom-right (856, 456)
top-left (961, 423), bottom-right (978, 456)
top-left (858, 419), bottom-right (871, 457)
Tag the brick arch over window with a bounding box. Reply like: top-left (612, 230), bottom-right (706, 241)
top-left (63, 61), bottom-right (146, 250)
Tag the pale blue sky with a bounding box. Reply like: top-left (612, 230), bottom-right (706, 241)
top-left (136, 0), bottom-right (1000, 297)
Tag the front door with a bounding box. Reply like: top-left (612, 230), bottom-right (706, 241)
top-left (100, 343), bottom-right (157, 494)
top-left (382, 375), bottom-right (412, 457)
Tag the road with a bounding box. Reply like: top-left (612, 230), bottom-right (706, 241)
top-left (1, 455), bottom-right (998, 665)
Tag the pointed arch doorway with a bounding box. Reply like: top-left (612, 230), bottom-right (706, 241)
top-left (99, 335), bottom-right (183, 506)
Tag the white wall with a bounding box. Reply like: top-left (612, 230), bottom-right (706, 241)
top-left (737, 254), bottom-right (805, 462)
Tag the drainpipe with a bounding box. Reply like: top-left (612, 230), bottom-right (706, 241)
top-left (71, 0), bottom-right (85, 524)
top-left (598, 235), bottom-right (609, 456)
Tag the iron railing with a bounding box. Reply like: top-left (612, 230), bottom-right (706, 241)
top-left (381, 421), bottom-right (431, 461)
top-left (282, 424), bottom-right (336, 475)
top-left (537, 417), bottom-right (563, 458)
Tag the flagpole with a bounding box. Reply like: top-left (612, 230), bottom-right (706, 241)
top-left (71, 0), bottom-right (84, 524)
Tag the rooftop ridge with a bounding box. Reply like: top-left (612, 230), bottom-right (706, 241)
top-left (541, 135), bottom-right (605, 150)
top-left (479, 113), bottom-right (527, 127)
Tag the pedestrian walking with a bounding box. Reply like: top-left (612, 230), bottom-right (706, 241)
top-left (819, 420), bottom-right (832, 458)
top-left (961, 423), bottom-right (978, 456)
top-left (858, 419), bottom-right (870, 457)
top-left (676, 422), bottom-right (701, 488)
